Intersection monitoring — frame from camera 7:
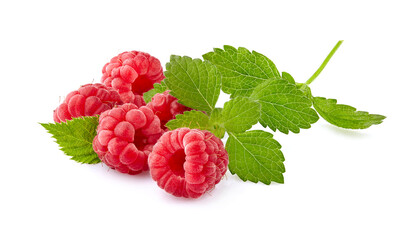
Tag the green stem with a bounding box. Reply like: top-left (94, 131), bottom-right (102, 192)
top-left (305, 40), bottom-right (343, 85)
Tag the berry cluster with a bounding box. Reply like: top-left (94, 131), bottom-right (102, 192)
top-left (52, 51), bottom-right (228, 198)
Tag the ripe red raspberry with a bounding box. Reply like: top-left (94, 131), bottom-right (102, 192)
top-left (133, 94), bottom-right (146, 108)
top-left (148, 128), bottom-right (229, 198)
top-left (93, 103), bottom-right (164, 174)
top-left (147, 91), bottom-right (192, 129)
top-left (53, 83), bottom-right (122, 123)
top-left (101, 51), bottom-right (164, 104)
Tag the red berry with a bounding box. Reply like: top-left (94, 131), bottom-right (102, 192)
top-left (147, 91), bottom-right (192, 129)
top-left (93, 103), bottom-right (164, 174)
top-left (53, 83), bottom-right (122, 123)
top-left (101, 51), bottom-right (164, 104)
top-left (133, 94), bottom-right (146, 108)
top-left (148, 128), bottom-right (228, 198)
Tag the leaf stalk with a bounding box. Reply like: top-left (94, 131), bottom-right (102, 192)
top-left (305, 40), bottom-right (343, 85)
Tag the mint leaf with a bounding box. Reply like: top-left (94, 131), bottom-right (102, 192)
top-left (40, 117), bottom-right (101, 164)
top-left (313, 97), bottom-right (386, 129)
top-left (222, 97), bottom-right (260, 133)
top-left (164, 55), bottom-right (221, 114)
top-left (143, 81), bottom-right (168, 103)
top-left (250, 78), bottom-right (319, 134)
top-left (203, 46), bottom-right (280, 98)
top-left (166, 110), bottom-right (210, 131)
top-left (226, 131), bottom-right (285, 184)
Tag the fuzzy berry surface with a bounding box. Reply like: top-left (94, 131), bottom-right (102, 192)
top-left (133, 94), bottom-right (146, 108)
top-left (101, 51), bottom-right (164, 104)
top-left (53, 83), bottom-right (122, 123)
top-left (147, 91), bottom-right (192, 129)
top-left (149, 128), bottom-right (229, 198)
top-left (93, 103), bottom-right (164, 174)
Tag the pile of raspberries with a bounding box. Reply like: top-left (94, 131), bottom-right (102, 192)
top-left (53, 51), bottom-right (229, 199)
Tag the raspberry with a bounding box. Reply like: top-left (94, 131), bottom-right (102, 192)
top-left (148, 128), bottom-right (228, 198)
top-left (101, 51), bottom-right (164, 104)
top-left (53, 83), bottom-right (122, 123)
top-left (133, 94), bottom-right (146, 108)
top-left (93, 103), bottom-right (164, 174)
top-left (147, 91), bottom-right (192, 129)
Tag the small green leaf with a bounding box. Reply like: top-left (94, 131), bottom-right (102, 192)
top-left (166, 110), bottom-right (210, 131)
top-left (203, 46), bottom-right (280, 98)
top-left (283, 71), bottom-right (313, 100)
top-left (250, 78), bottom-right (319, 134)
top-left (166, 109), bottom-right (227, 139)
top-left (282, 71), bottom-right (296, 84)
top-left (208, 108), bottom-right (226, 138)
top-left (226, 131), bottom-right (285, 184)
top-left (222, 97), bottom-right (260, 133)
top-left (296, 83), bottom-right (313, 100)
top-left (313, 97), bottom-right (386, 129)
top-left (143, 81), bottom-right (168, 103)
top-left (208, 108), bottom-right (223, 125)
top-left (40, 117), bottom-right (101, 164)
top-left (164, 55), bottom-right (221, 114)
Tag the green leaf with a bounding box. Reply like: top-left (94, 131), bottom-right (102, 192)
top-left (282, 71), bottom-right (296, 84)
top-left (250, 78), bottom-right (319, 134)
top-left (208, 108), bottom-right (226, 138)
top-left (166, 110), bottom-right (210, 131)
top-left (143, 81), bottom-right (168, 103)
top-left (203, 46), bottom-right (280, 98)
top-left (296, 83), bottom-right (313, 100)
top-left (226, 131), bottom-right (285, 184)
top-left (313, 97), bottom-right (386, 129)
top-left (40, 117), bottom-right (101, 164)
top-left (166, 110), bottom-right (226, 139)
top-left (164, 55), bottom-right (221, 114)
top-left (222, 97), bottom-right (260, 133)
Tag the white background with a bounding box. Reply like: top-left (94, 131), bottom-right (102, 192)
top-left (1, 0), bottom-right (415, 239)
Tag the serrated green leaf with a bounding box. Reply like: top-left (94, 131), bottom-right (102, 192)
top-left (166, 110), bottom-right (210, 131)
top-left (250, 78), bottom-right (319, 134)
top-left (40, 117), bottom-right (101, 164)
top-left (203, 46), bottom-right (280, 98)
top-left (313, 96), bottom-right (386, 129)
top-left (143, 81), bottom-right (168, 103)
top-left (164, 55), bottom-right (221, 114)
top-left (222, 97), bottom-right (260, 133)
top-left (226, 131), bottom-right (285, 184)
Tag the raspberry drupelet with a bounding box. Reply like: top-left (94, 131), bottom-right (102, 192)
top-left (101, 51), bottom-right (164, 104)
top-left (146, 91), bottom-right (192, 129)
top-left (93, 103), bottom-right (164, 174)
top-left (148, 128), bottom-right (228, 198)
top-left (53, 83), bottom-right (122, 123)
